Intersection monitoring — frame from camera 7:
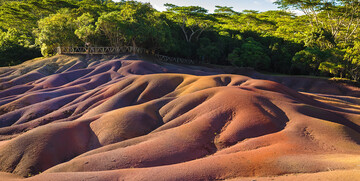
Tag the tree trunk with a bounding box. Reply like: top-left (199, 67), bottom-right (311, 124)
top-left (132, 39), bottom-right (136, 55)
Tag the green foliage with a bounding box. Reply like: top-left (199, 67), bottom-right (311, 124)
top-left (97, 2), bottom-right (171, 52)
top-left (305, 28), bottom-right (335, 49)
top-left (229, 37), bottom-right (271, 70)
top-left (197, 37), bottom-right (221, 63)
top-left (228, 47), bottom-right (241, 65)
top-left (35, 9), bottom-right (79, 56)
top-left (214, 6), bottom-right (240, 16)
top-left (268, 40), bottom-right (294, 73)
top-left (0, 0), bottom-right (78, 35)
top-left (75, 13), bottom-right (96, 45)
top-left (319, 61), bottom-right (344, 76)
top-left (292, 46), bottom-right (332, 74)
top-left (274, 0), bottom-right (323, 10)
top-left (164, 3), bottom-right (215, 42)
top-left (96, 11), bottom-right (123, 46)
top-left (113, 2), bottom-right (159, 49)
top-left (76, 0), bottom-right (108, 17)
top-left (0, 29), bottom-right (41, 66)
top-left (343, 41), bottom-right (360, 81)
top-left (275, 0), bottom-right (360, 46)
top-left (0, 0), bottom-right (359, 81)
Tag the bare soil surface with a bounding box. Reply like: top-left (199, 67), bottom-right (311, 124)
top-left (0, 55), bottom-right (359, 180)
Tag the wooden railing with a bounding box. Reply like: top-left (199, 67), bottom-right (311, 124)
top-left (57, 46), bottom-right (151, 55)
top-left (154, 54), bottom-right (194, 64)
top-left (57, 46), bottom-right (194, 64)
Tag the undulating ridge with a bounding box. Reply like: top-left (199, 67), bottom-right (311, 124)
top-left (0, 55), bottom-right (359, 180)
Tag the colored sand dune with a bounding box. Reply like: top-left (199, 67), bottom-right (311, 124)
top-left (0, 55), bottom-right (359, 180)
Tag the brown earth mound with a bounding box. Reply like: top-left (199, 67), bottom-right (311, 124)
top-left (0, 55), bottom-right (359, 180)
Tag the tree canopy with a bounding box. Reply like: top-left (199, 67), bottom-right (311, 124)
top-left (0, 0), bottom-right (359, 82)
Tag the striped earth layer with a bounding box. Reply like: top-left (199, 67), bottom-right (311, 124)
top-left (0, 55), bottom-right (359, 180)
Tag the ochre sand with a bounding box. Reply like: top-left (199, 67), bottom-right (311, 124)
top-left (0, 55), bottom-right (359, 180)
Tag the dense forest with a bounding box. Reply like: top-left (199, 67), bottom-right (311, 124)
top-left (0, 0), bottom-right (359, 81)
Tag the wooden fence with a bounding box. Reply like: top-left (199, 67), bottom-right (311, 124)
top-left (57, 46), bottom-right (150, 55)
top-left (57, 46), bottom-right (194, 64)
top-left (154, 54), bottom-right (194, 64)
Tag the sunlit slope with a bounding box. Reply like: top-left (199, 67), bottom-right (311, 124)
top-left (0, 55), bottom-right (359, 180)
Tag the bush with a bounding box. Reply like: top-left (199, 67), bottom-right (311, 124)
top-left (0, 29), bottom-right (41, 66)
top-left (228, 37), bottom-right (270, 70)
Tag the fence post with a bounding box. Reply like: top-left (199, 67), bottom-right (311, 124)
top-left (57, 46), bottom-right (62, 55)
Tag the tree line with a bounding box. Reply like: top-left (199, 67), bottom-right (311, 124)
top-left (0, 0), bottom-right (359, 81)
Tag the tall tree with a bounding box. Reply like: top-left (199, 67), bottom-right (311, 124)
top-left (275, 0), bottom-right (360, 46)
top-left (75, 13), bottom-right (96, 46)
top-left (97, 1), bottom-right (167, 53)
top-left (320, 0), bottom-right (360, 45)
top-left (164, 4), bottom-right (214, 42)
top-left (35, 9), bottom-right (79, 56)
top-left (274, 0), bottom-right (323, 26)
